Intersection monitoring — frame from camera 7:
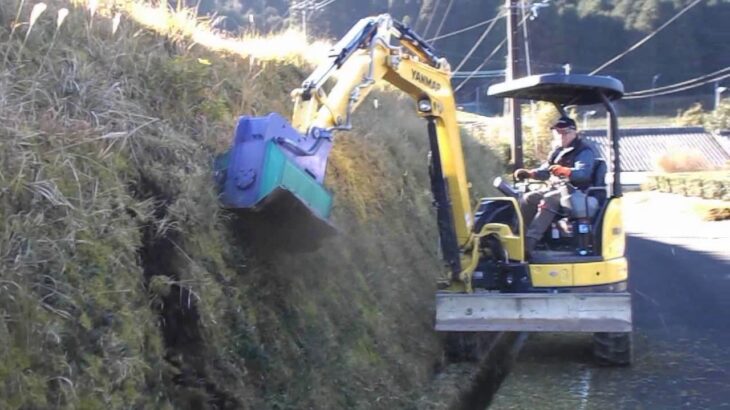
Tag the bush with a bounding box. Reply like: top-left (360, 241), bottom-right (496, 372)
top-left (646, 171), bottom-right (730, 201)
top-left (705, 99), bottom-right (730, 131)
top-left (673, 100), bottom-right (730, 132)
top-left (674, 102), bottom-right (705, 126)
top-left (645, 172), bottom-right (730, 221)
top-left (521, 102), bottom-right (562, 167)
top-left (655, 149), bottom-right (712, 173)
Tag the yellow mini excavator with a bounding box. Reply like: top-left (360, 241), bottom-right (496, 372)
top-left (215, 15), bottom-right (632, 365)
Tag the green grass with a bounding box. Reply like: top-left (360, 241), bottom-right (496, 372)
top-left (0, 1), bottom-right (502, 409)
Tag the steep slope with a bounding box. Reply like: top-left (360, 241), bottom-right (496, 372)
top-left (0, 1), bottom-right (503, 408)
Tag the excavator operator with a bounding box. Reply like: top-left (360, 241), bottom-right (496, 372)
top-left (514, 116), bottom-right (598, 256)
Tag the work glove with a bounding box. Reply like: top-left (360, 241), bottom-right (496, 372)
top-left (548, 165), bottom-right (572, 178)
top-left (514, 168), bottom-right (533, 180)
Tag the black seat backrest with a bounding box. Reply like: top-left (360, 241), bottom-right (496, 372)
top-left (589, 159), bottom-right (609, 254)
top-left (588, 158), bottom-right (608, 207)
top-left (592, 158), bottom-right (607, 187)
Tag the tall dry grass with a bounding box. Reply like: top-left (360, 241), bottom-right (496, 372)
top-left (0, 0), bottom-right (308, 406)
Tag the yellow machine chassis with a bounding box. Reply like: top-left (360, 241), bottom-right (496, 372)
top-left (530, 257), bottom-right (628, 288)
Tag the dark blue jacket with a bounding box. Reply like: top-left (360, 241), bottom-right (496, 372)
top-left (532, 137), bottom-right (596, 190)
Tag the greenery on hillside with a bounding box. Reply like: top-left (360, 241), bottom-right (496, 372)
top-left (210, 0), bottom-right (730, 109)
top-left (0, 1), bottom-right (502, 408)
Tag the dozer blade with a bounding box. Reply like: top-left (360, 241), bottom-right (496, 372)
top-left (435, 292), bottom-right (632, 333)
top-left (215, 113), bottom-right (336, 251)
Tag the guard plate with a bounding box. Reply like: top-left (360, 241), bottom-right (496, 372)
top-left (435, 291), bottom-right (632, 333)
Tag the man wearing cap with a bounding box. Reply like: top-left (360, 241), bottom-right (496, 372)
top-left (513, 116), bottom-right (597, 256)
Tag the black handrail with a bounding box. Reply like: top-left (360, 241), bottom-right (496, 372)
top-left (600, 91), bottom-right (622, 197)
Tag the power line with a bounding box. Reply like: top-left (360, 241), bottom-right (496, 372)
top-left (454, 38), bottom-right (507, 92)
top-left (626, 66), bottom-right (730, 96)
top-left (452, 13), bottom-right (504, 73)
top-left (623, 75), bottom-right (730, 99)
top-left (290, 0), bottom-right (341, 36)
top-left (439, 48), bottom-right (501, 64)
top-left (291, 0), bottom-right (337, 10)
top-left (431, 0), bottom-right (455, 43)
top-left (590, 0), bottom-right (703, 75)
top-left (314, 0), bottom-right (340, 9)
top-left (427, 14), bottom-right (504, 42)
top-left (451, 70), bottom-right (505, 79)
top-left (623, 67), bottom-right (730, 99)
top-left (453, 12), bottom-right (529, 92)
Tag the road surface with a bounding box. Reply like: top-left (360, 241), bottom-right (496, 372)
top-left (489, 192), bottom-right (730, 409)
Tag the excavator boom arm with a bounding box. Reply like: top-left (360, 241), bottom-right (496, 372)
top-left (291, 16), bottom-right (474, 254)
top-left (218, 15), bottom-right (475, 278)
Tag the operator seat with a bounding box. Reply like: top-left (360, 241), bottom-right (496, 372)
top-left (550, 159), bottom-right (606, 240)
top-left (587, 158), bottom-right (607, 208)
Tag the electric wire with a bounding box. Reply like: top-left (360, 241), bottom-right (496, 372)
top-left (431, 0), bottom-right (455, 43)
top-left (623, 75), bottom-right (730, 99)
top-left (313, 0), bottom-right (340, 10)
top-left (623, 72), bottom-right (730, 99)
top-left (453, 38), bottom-right (507, 92)
top-left (625, 66), bottom-right (730, 96)
top-left (289, 0), bottom-right (310, 10)
top-left (453, 13), bottom-right (530, 92)
top-left (452, 13), bottom-right (504, 74)
top-left (291, 0), bottom-right (335, 10)
top-left (590, 0), bottom-right (703, 75)
top-left (427, 14), bottom-right (504, 42)
top-left (451, 70), bottom-right (505, 79)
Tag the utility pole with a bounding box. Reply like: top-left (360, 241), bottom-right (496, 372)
top-left (650, 73), bottom-right (661, 116)
top-left (302, 7), bottom-right (307, 38)
top-left (302, 0), bottom-right (309, 38)
top-left (506, 0), bottom-right (524, 169)
top-left (291, 0), bottom-right (313, 38)
top-left (715, 81), bottom-right (727, 110)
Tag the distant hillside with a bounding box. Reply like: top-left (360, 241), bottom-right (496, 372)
top-left (205, 0), bottom-right (730, 111)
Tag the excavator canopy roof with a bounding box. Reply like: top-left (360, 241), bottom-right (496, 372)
top-left (486, 74), bottom-right (624, 106)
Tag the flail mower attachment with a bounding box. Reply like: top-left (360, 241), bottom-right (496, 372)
top-left (215, 113), bottom-right (336, 250)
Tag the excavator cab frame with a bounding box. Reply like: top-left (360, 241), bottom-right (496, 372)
top-left (436, 74), bottom-right (633, 366)
top-left (488, 73), bottom-right (624, 198)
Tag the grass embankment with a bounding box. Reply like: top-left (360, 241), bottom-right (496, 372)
top-left (0, 1), bottom-right (503, 408)
top-left (644, 171), bottom-right (730, 221)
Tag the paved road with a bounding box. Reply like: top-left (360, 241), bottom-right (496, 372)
top-left (489, 193), bottom-right (730, 409)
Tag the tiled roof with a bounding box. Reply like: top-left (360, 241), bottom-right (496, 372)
top-left (581, 126), bottom-right (730, 172)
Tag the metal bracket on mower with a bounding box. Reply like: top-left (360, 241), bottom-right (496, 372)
top-left (435, 291), bottom-right (632, 333)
